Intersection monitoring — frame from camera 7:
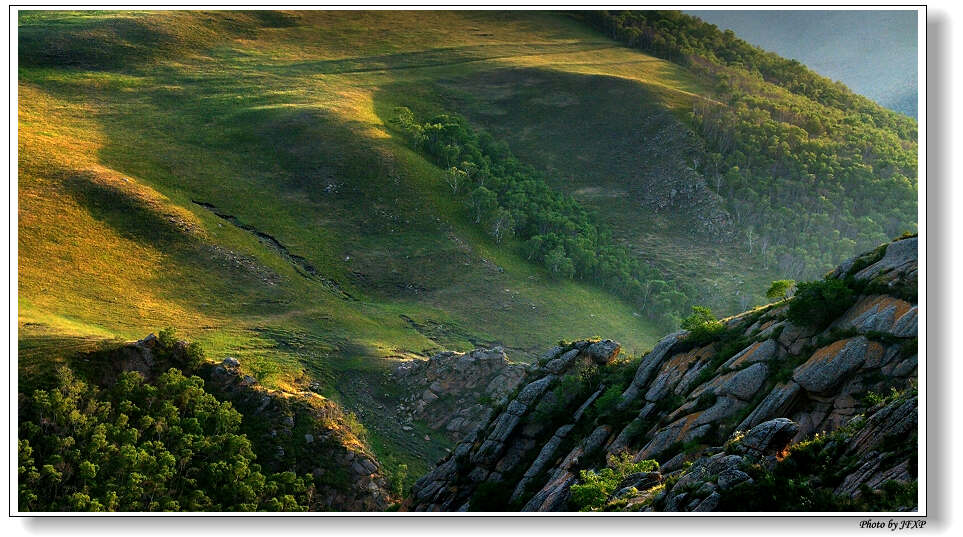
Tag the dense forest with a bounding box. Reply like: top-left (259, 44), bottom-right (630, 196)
top-left (581, 11), bottom-right (917, 280)
top-left (18, 337), bottom-right (318, 512)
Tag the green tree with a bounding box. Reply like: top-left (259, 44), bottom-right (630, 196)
top-left (489, 207), bottom-right (515, 244)
top-left (467, 186), bottom-right (497, 224)
top-left (766, 279), bottom-right (796, 300)
top-left (681, 305), bottom-right (725, 343)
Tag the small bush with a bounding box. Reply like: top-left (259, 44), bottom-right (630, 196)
top-left (569, 453), bottom-right (659, 511)
top-left (590, 385), bottom-right (624, 420)
top-left (766, 279), bottom-right (796, 300)
top-left (694, 391), bottom-right (717, 412)
top-left (681, 306), bottom-right (725, 345)
top-left (787, 279), bottom-right (856, 329)
top-left (343, 412), bottom-right (368, 443)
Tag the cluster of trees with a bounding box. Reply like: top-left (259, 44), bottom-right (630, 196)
top-left (18, 366), bottom-right (317, 511)
top-left (581, 11), bottom-right (917, 280)
top-left (392, 108), bottom-right (694, 329)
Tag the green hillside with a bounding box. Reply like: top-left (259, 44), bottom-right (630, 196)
top-left (18, 10), bottom-right (916, 481)
top-left (19, 10), bottom-right (676, 472)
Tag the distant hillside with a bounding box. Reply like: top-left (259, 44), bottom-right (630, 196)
top-left (686, 10), bottom-right (918, 118)
top-left (581, 10), bottom-right (916, 281)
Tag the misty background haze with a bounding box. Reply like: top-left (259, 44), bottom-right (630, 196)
top-left (686, 10), bottom-right (918, 118)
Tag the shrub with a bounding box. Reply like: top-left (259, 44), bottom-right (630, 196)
top-left (590, 385), bottom-right (623, 420)
top-left (680, 306), bottom-right (725, 344)
top-left (343, 412), bottom-right (368, 443)
top-left (569, 453), bottom-right (659, 511)
top-left (766, 279), bottom-right (796, 300)
top-left (786, 279), bottom-right (856, 329)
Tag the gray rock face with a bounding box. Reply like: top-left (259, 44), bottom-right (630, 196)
top-left (854, 237), bottom-right (917, 281)
top-left (572, 386), bottom-right (604, 422)
top-left (394, 346), bottom-right (527, 442)
top-left (516, 376), bottom-right (554, 405)
top-left (540, 346), bottom-right (564, 363)
top-left (716, 362), bottom-right (768, 400)
top-left (717, 468), bottom-right (753, 491)
top-left (404, 237), bottom-right (918, 513)
top-left (586, 340), bottom-right (621, 365)
top-left (887, 355), bottom-right (918, 377)
top-left (222, 356), bottom-right (240, 368)
top-left (778, 322), bottom-right (815, 353)
top-left (618, 331), bottom-right (686, 408)
top-left (674, 359), bottom-right (712, 396)
top-left (487, 411), bottom-right (523, 444)
top-left (510, 424), bottom-right (573, 503)
top-left (693, 491), bottom-right (721, 512)
top-left (793, 337), bottom-right (872, 393)
top-left (736, 381), bottom-right (802, 432)
top-left (734, 418), bottom-right (800, 457)
top-left (834, 295), bottom-right (918, 338)
top-left (723, 339), bottom-right (778, 370)
top-left (545, 349), bottom-right (580, 374)
top-left (521, 470), bottom-right (576, 512)
top-left (617, 471), bottom-right (662, 492)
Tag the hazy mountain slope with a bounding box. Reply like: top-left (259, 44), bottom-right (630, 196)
top-left (686, 10), bottom-right (918, 117)
top-left (579, 11), bottom-right (916, 288)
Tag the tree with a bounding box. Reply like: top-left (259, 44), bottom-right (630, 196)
top-left (787, 278), bottom-right (855, 329)
top-left (545, 246), bottom-right (574, 279)
top-left (766, 279), bottom-right (796, 300)
top-left (467, 187), bottom-right (497, 224)
top-left (681, 305), bottom-right (725, 343)
top-left (445, 166), bottom-right (467, 195)
top-left (18, 365), bottom-right (316, 512)
top-left (489, 208), bottom-right (515, 244)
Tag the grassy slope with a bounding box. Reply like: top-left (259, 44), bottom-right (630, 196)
top-left (17, 10), bottom-right (701, 473)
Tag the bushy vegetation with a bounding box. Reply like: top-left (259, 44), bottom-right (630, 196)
top-left (569, 453), bottom-right (659, 511)
top-left (680, 305), bottom-right (725, 344)
top-left (581, 11), bottom-right (917, 280)
top-left (392, 108), bottom-right (693, 329)
top-left (787, 278), bottom-right (857, 329)
top-left (765, 279), bottom-right (795, 300)
top-left (18, 366), bottom-right (318, 512)
top-left (718, 413), bottom-right (917, 511)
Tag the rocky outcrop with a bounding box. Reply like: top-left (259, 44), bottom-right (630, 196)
top-left (403, 339), bottom-right (623, 511)
top-left (403, 237), bottom-right (918, 512)
top-left (393, 347), bottom-right (527, 442)
top-left (646, 390), bottom-right (918, 512)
